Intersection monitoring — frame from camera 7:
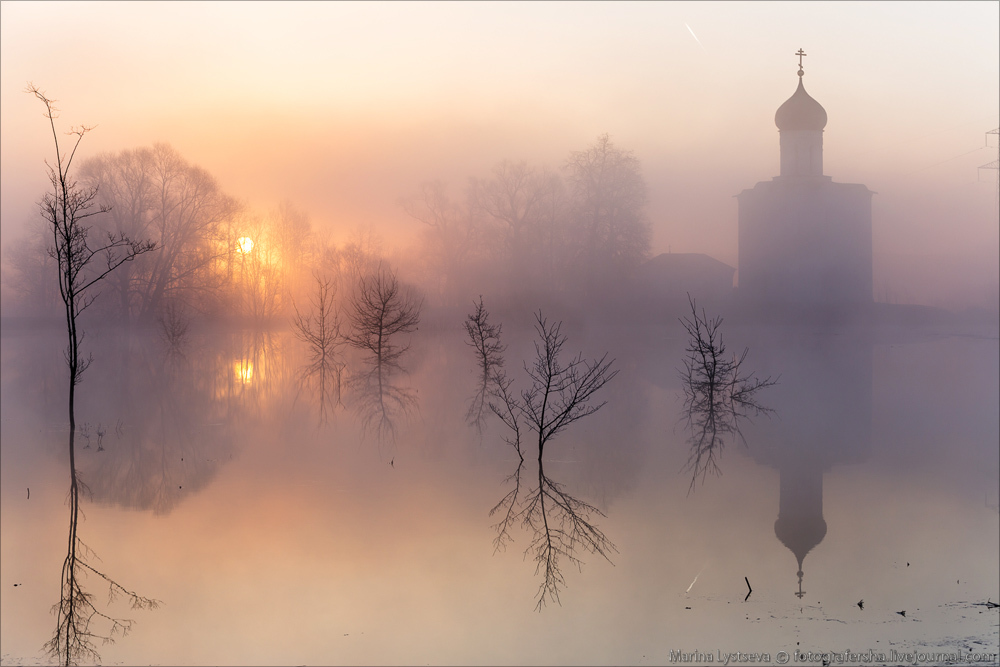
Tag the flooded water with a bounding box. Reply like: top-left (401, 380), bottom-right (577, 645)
top-left (2, 311), bottom-right (998, 666)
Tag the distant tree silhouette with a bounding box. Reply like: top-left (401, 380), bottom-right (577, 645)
top-left (27, 84), bottom-right (158, 666)
top-left (399, 180), bottom-right (481, 302)
top-left (78, 143), bottom-right (236, 324)
top-left (565, 133), bottom-right (650, 283)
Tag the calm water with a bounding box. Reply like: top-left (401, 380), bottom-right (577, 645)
top-left (2, 312), bottom-right (998, 666)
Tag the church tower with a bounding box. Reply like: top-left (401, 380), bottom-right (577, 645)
top-left (738, 50), bottom-right (874, 306)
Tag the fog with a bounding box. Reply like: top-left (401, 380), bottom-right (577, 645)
top-left (2, 2), bottom-right (998, 311)
top-left (1, 3), bottom-right (999, 666)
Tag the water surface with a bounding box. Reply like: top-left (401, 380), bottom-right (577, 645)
top-left (2, 315), bottom-right (998, 665)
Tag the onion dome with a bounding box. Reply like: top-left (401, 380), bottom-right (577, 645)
top-left (775, 515), bottom-right (827, 572)
top-left (775, 77), bottom-right (827, 131)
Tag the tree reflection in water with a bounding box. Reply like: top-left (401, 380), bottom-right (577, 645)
top-left (345, 264), bottom-right (422, 447)
top-left (292, 272), bottom-right (347, 425)
top-left (463, 296), bottom-right (505, 434)
top-left (487, 311), bottom-right (618, 610)
top-left (80, 333), bottom-right (234, 515)
top-left (349, 361), bottom-right (418, 447)
top-left (678, 296), bottom-right (776, 493)
top-left (44, 523), bottom-right (160, 666)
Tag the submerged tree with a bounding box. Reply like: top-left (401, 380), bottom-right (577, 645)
top-left (346, 263), bottom-right (422, 443)
top-left (679, 295), bottom-right (776, 493)
top-left (346, 263), bottom-right (422, 372)
top-left (488, 311), bottom-right (618, 610)
top-left (463, 296), bottom-right (505, 433)
top-left (28, 84), bottom-right (159, 666)
top-left (293, 271), bottom-right (346, 424)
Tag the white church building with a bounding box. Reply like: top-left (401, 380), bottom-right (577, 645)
top-left (738, 52), bottom-right (874, 306)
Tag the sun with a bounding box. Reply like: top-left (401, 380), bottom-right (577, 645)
top-left (237, 236), bottom-right (254, 254)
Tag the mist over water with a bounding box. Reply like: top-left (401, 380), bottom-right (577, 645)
top-left (2, 301), bottom-right (998, 664)
top-left (2, 3), bottom-right (999, 665)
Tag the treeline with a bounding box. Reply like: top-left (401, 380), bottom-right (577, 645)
top-left (3, 133), bottom-right (652, 326)
top-left (400, 133), bottom-right (650, 306)
top-left (3, 143), bottom-right (391, 329)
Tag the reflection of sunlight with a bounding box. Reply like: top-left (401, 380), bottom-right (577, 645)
top-left (237, 236), bottom-right (254, 254)
top-left (235, 360), bottom-right (254, 384)
top-left (213, 332), bottom-right (287, 416)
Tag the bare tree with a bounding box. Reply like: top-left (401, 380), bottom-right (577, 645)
top-left (293, 271), bottom-right (346, 424)
top-left (488, 311), bottom-right (619, 610)
top-left (474, 160), bottom-right (545, 261)
top-left (346, 263), bottom-right (422, 372)
top-left (346, 263), bottom-right (422, 443)
top-left (467, 161), bottom-right (570, 292)
top-left (2, 215), bottom-right (61, 316)
top-left (565, 134), bottom-right (651, 282)
top-left (679, 294), bottom-right (776, 493)
top-left (463, 296), bottom-right (505, 432)
top-left (79, 143), bottom-right (237, 324)
top-left (27, 84), bottom-right (159, 666)
top-left (520, 313), bottom-right (618, 461)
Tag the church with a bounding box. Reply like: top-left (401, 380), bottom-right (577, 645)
top-left (738, 51), bottom-right (874, 306)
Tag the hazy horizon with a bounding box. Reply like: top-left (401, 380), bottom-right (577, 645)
top-left (2, 1), bottom-right (998, 310)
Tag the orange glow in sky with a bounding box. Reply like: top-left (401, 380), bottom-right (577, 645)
top-left (2, 1), bottom-right (997, 309)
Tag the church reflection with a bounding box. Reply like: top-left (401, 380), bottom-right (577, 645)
top-left (731, 50), bottom-right (874, 597)
top-left (741, 327), bottom-right (873, 598)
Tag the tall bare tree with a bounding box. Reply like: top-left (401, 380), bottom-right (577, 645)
top-left (488, 311), bottom-right (618, 610)
top-left (27, 84), bottom-right (159, 666)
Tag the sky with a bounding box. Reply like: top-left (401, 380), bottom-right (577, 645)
top-left (2, 1), bottom-right (998, 309)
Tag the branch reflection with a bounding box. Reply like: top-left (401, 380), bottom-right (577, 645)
top-left (348, 360), bottom-right (418, 447)
top-left (679, 296), bottom-right (776, 493)
top-left (488, 312), bottom-right (618, 610)
top-left (292, 272), bottom-right (347, 425)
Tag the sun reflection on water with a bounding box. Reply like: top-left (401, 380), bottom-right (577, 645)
top-left (234, 359), bottom-right (254, 384)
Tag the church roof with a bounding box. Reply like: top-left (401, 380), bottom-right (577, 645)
top-left (775, 77), bottom-right (828, 132)
top-left (640, 252), bottom-right (735, 276)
